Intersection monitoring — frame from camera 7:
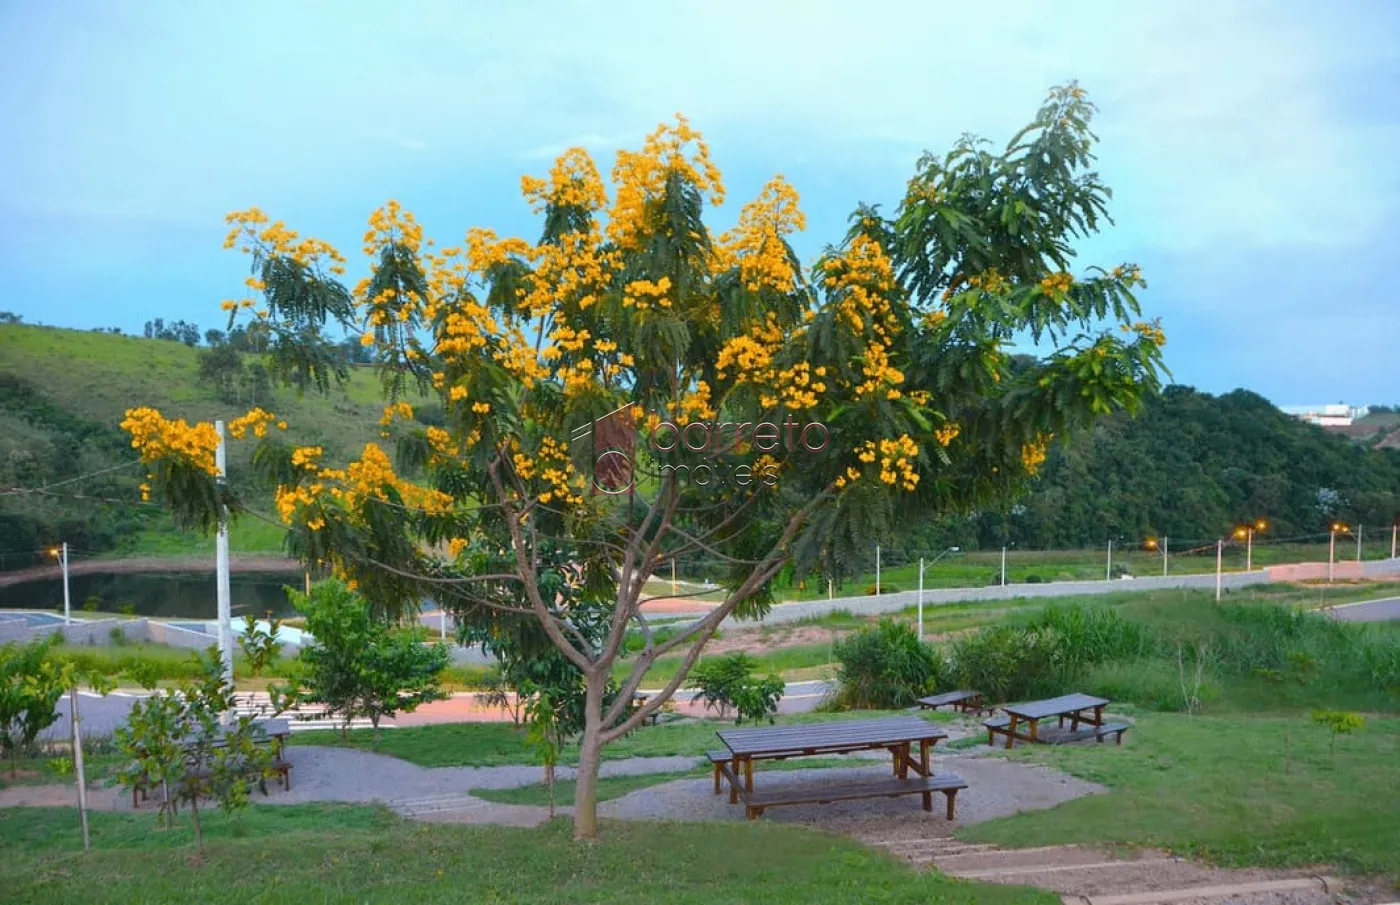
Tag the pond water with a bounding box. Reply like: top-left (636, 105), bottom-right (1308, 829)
top-left (0, 571), bottom-right (304, 620)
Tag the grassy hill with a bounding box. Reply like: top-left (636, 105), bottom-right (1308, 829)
top-left (0, 323), bottom-right (427, 564)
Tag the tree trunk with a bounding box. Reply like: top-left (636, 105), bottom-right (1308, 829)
top-left (571, 676), bottom-right (606, 841)
top-left (189, 792), bottom-right (204, 853)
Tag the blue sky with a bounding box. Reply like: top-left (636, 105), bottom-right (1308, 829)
top-left (2, 0), bottom-right (1397, 407)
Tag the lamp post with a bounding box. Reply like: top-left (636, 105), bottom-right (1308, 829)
top-left (1144, 536), bottom-right (1167, 577)
top-left (48, 543), bottom-right (71, 625)
top-left (917, 547), bottom-right (961, 640)
top-left (1105, 538), bottom-right (1113, 581)
top-left (1215, 538), bottom-right (1223, 602)
top-left (1233, 518), bottom-right (1268, 573)
top-left (1329, 522), bottom-right (1349, 583)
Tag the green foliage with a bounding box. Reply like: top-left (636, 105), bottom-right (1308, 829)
top-left (1311, 709), bottom-right (1366, 756)
top-left (690, 653), bottom-right (784, 724)
top-left (114, 648), bottom-right (276, 847)
top-left (236, 612), bottom-right (284, 677)
top-left (289, 580), bottom-right (449, 739)
top-left (831, 619), bottom-right (940, 709)
top-left (0, 636), bottom-right (68, 774)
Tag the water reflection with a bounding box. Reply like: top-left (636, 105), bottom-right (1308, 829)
top-left (0, 571), bottom-right (303, 620)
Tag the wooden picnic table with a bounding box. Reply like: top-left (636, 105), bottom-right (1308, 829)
top-left (917, 690), bottom-right (984, 714)
top-left (713, 716), bottom-right (963, 820)
top-left (990, 693), bottom-right (1109, 749)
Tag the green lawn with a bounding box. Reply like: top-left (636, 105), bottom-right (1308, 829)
top-left (0, 805), bottom-right (1051, 905)
top-left (293, 710), bottom-right (953, 768)
top-left (961, 713), bottom-right (1400, 877)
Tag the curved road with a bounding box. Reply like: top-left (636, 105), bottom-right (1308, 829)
top-left (1325, 596), bottom-right (1400, 623)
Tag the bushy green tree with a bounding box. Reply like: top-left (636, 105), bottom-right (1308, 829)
top-left (126, 83), bottom-right (1166, 839)
top-left (832, 620), bottom-right (941, 709)
top-left (289, 580), bottom-right (449, 740)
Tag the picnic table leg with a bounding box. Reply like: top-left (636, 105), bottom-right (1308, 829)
top-left (1029, 718), bottom-right (1040, 743)
top-left (890, 746), bottom-right (900, 776)
top-left (919, 739), bottom-right (932, 811)
top-left (1070, 710), bottom-right (1080, 731)
top-left (728, 757), bottom-right (740, 804)
top-left (1005, 715), bottom-right (1018, 749)
top-left (1094, 705), bottom-right (1104, 727)
top-left (743, 756), bottom-right (754, 798)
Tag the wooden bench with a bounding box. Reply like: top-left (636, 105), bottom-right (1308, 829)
top-left (983, 715), bottom-right (1012, 746)
top-left (1092, 721), bottom-right (1131, 745)
top-left (707, 749), bottom-right (809, 795)
top-left (739, 773), bottom-right (969, 821)
top-left (917, 690), bottom-right (984, 714)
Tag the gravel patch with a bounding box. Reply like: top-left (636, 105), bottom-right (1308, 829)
top-left (600, 752), bottom-right (1103, 830)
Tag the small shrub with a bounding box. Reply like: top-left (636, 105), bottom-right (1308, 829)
top-left (862, 585), bottom-right (901, 596)
top-left (82, 597), bottom-right (100, 613)
top-left (832, 619), bottom-right (938, 709)
top-left (108, 626), bottom-right (127, 646)
top-left (1311, 709), bottom-right (1365, 756)
top-left (1024, 574), bottom-right (1044, 584)
top-left (691, 653), bottom-right (784, 724)
top-left (119, 603), bottom-right (137, 619)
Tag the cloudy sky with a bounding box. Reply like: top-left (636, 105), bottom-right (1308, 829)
top-left (2, 0), bottom-right (1396, 406)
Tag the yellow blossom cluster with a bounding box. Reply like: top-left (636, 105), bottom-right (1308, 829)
top-left (1109, 264), bottom-right (1144, 286)
top-left (1129, 320), bottom-right (1166, 347)
top-left (677, 381), bottom-right (716, 424)
top-left (496, 328), bottom-right (551, 389)
top-left (533, 436), bottom-right (582, 507)
top-left (715, 316), bottom-right (823, 410)
top-left (609, 115), bottom-right (725, 250)
top-left (824, 236), bottom-right (904, 401)
top-left (1039, 272), bottom-right (1074, 295)
top-left (967, 269), bottom-right (1011, 295)
top-left (425, 426), bottom-right (460, 461)
top-left (227, 408), bottom-right (286, 440)
top-left (934, 423), bottom-right (960, 447)
top-left (852, 435), bottom-right (920, 491)
top-left (222, 208), bottom-right (347, 286)
top-left (622, 276), bottom-right (673, 310)
top-left (379, 401), bottom-right (414, 427)
top-left (716, 176), bottom-right (805, 293)
top-left (363, 199), bottom-right (426, 258)
top-left (1021, 433), bottom-right (1053, 475)
top-left (464, 227), bottom-right (535, 281)
top-left (520, 148), bottom-right (609, 215)
top-left (435, 298), bottom-right (501, 362)
top-left (291, 446), bottom-right (323, 471)
top-left (517, 228), bottom-right (617, 318)
top-left (447, 537), bottom-right (469, 560)
top-left (311, 443), bottom-right (455, 518)
top-left (121, 408), bottom-right (221, 477)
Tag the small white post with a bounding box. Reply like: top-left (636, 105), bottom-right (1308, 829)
top-left (671, 559), bottom-right (677, 595)
top-left (917, 558), bottom-right (925, 640)
top-left (440, 605), bottom-right (447, 641)
top-left (1162, 536), bottom-right (1169, 577)
top-left (1215, 538), bottom-right (1223, 601)
top-left (1356, 524), bottom-right (1363, 562)
top-left (828, 578), bottom-right (833, 601)
top-left (1391, 522), bottom-right (1397, 560)
top-left (1106, 539), bottom-right (1113, 581)
top-left (1246, 528), bottom-right (1253, 573)
top-left (60, 542), bottom-right (71, 626)
top-left (68, 687), bottom-right (91, 851)
top-left (215, 421), bottom-right (234, 698)
top-left (1329, 529), bottom-right (1336, 583)
top-left (1000, 546), bottom-right (1007, 587)
top-left (875, 545), bottom-right (881, 596)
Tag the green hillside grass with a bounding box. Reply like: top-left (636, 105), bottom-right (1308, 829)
top-left (0, 323), bottom-right (429, 558)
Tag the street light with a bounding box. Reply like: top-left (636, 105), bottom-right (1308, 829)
top-left (48, 543), bottom-right (71, 625)
top-left (1232, 518), bottom-right (1268, 572)
top-left (917, 546), bottom-right (961, 640)
top-left (1329, 521), bottom-right (1350, 583)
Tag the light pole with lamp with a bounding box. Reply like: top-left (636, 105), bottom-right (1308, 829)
top-left (917, 546), bottom-right (961, 640)
top-left (1144, 536), bottom-right (1167, 577)
top-left (48, 543), bottom-right (71, 625)
top-left (1233, 518), bottom-right (1268, 573)
top-left (1329, 521), bottom-right (1349, 583)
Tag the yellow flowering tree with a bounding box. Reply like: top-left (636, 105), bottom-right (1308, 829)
top-left (124, 83), bottom-right (1164, 840)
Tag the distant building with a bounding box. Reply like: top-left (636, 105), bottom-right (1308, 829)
top-left (1280, 404), bottom-right (1371, 427)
